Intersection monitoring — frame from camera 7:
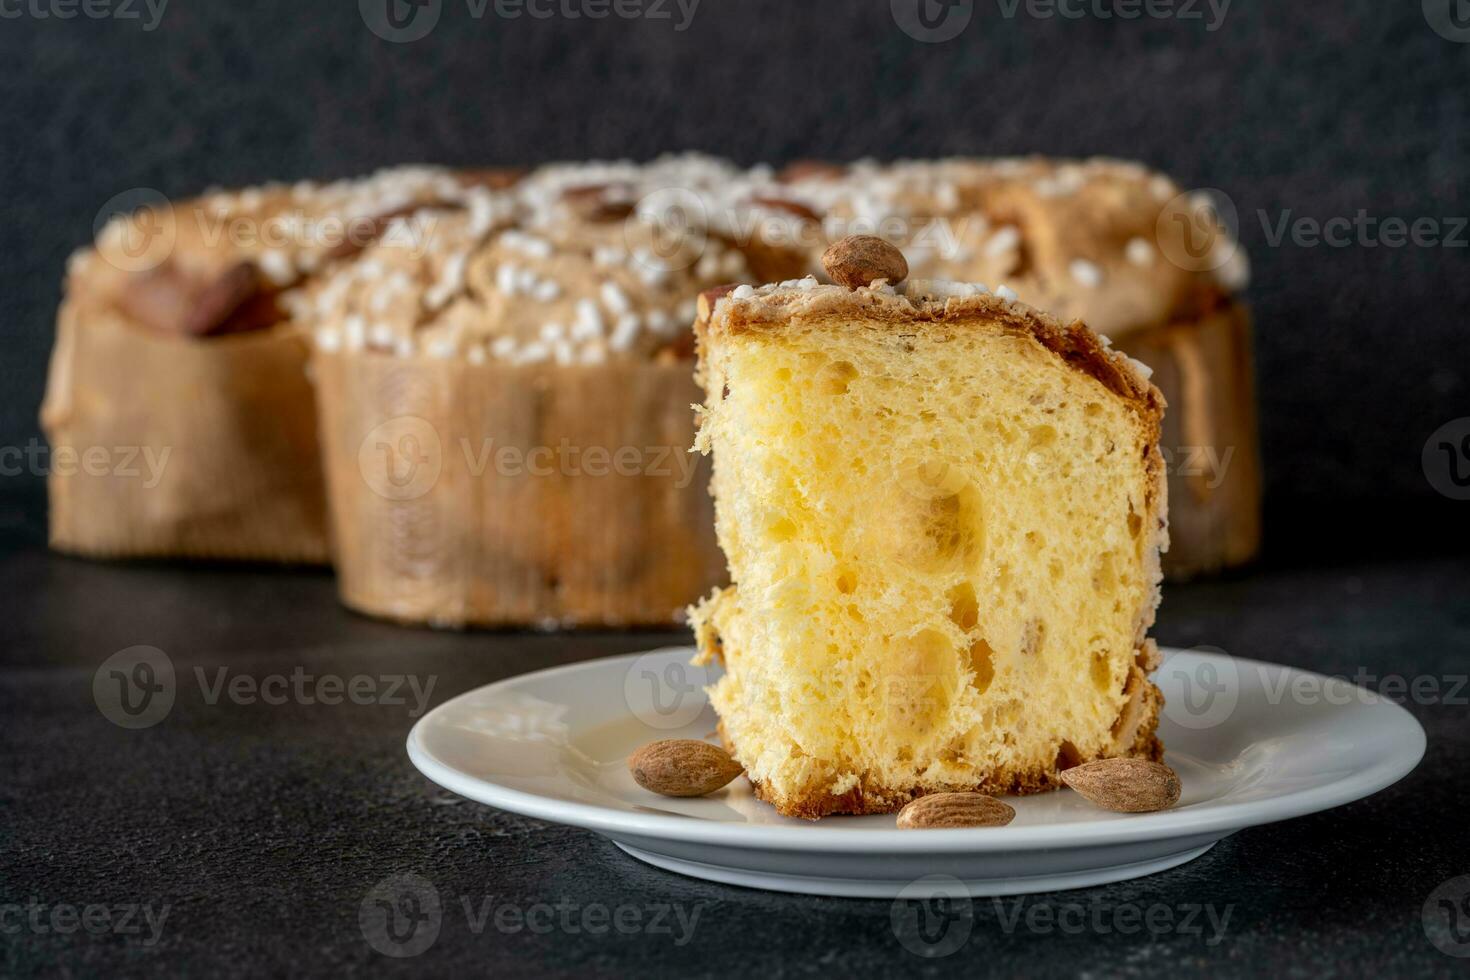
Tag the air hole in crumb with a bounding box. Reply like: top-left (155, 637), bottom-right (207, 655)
top-left (967, 638), bottom-right (995, 694)
top-left (1091, 651), bottom-right (1113, 691)
top-left (1021, 618), bottom-right (1046, 657)
top-left (1085, 402), bottom-right (1103, 417)
top-left (884, 631), bottom-right (956, 738)
top-left (1055, 740), bottom-right (1082, 772)
top-left (1025, 530), bottom-right (1044, 550)
top-left (885, 463), bottom-right (986, 574)
top-left (765, 516), bottom-right (798, 542)
top-left (1127, 504), bottom-right (1143, 538)
top-left (820, 360), bottom-right (860, 395)
top-left (1028, 424), bottom-right (1057, 449)
top-left (836, 569), bottom-right (858, 594)
top-left (948, 582), bottom-right (979, 631)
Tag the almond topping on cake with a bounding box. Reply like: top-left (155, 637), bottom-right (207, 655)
top-left (820, 235), bottom-right (909, 290)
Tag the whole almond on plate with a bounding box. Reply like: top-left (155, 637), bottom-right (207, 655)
top-left (1060, 758), bottom-right (1181, 813)
top-left (821, 235), bottom-right (909, 290)
top-left (628, 739), bottom-right (743, 798)
top-left (896, 792), bottom-right (1016, 829)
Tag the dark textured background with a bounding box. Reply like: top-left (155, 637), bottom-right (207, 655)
top-left (1, 0), bottom-right (1468, 555)
top-left (2, 6), bottom-right (1469, 977)
top-left (0, 533), bottom-right (1465, 978)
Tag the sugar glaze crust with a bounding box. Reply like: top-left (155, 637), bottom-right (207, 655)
top-left (701, 278), bottom-right (1163, 426)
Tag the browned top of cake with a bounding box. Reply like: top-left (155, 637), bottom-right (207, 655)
top-left (697, 276), bottom-right (1166, 433)
top-left (69, 167), bottom-right (503, 338)
top-left (66, 155), bottom-right (1248, 353)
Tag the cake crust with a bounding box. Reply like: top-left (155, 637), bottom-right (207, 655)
top-left (721, 682), bottom-right (1164, 821)
top-left (699, 279), bottom-right (1164, 429)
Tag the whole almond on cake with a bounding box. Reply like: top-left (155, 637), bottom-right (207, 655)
top-left (688, 243), bottom-right (1168, 819)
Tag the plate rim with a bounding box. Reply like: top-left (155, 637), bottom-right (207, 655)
top-left (406, 646), bottom-right (1426, 853)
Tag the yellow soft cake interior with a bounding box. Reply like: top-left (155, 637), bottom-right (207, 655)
top-left (690, 299), bottom-right (1165, 818)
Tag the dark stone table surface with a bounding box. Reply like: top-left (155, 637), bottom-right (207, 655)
top-left (2, 498), bottom-right (1467, 979)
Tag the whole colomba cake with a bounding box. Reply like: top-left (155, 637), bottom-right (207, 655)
top-left (43, 166), bottom-right (504, 562)
top-left (41, 153), bottom-right (1258, 621)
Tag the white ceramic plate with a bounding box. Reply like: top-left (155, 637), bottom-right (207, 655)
top-left (407, 647), bottom-right (1425, 898)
